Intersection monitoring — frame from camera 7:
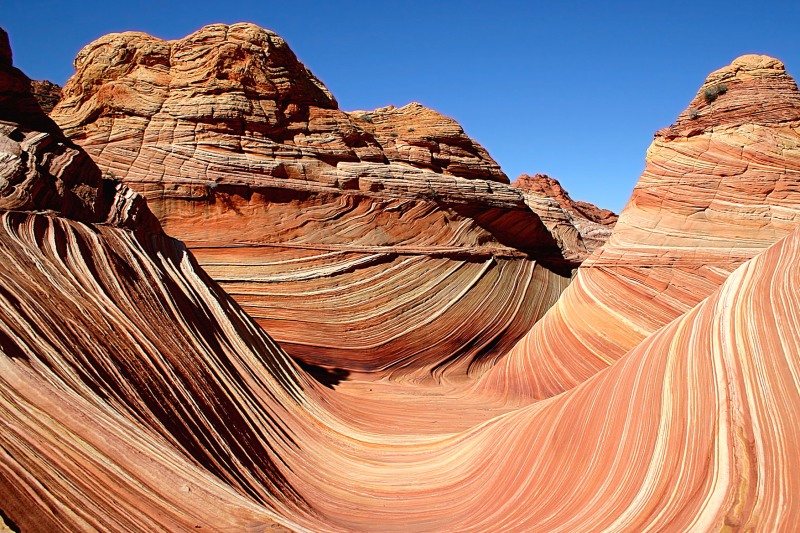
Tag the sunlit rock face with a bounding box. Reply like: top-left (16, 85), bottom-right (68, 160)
top-left (0, 32), bottom-right (306, 531)
top-left (50, 22), bottom-right (589, 381)
top-left (478, 54), bottom-right (800, 401)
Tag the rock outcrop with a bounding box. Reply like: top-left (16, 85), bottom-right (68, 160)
top-left (348, 102), bottom-right (508, 182)
top-left (0, 33), bottom-right (303, 531)
top-left (478, 54), bottom-right (800, 401)
top-left (30, 79), bottom-right (61, 113)
top-left (50, 23), bottom-right (584, 380)
top-left (515, 173), bottom-right (618, 259)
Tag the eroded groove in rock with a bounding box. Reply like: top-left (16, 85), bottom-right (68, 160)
top-left (478, 54), bottom-right (800, 401)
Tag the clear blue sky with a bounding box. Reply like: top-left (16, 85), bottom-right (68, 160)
top-left (4, 0), bottom-right (800, 212)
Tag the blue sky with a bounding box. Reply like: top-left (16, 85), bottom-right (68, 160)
top-left (5, 0), bottom-right (800, 212)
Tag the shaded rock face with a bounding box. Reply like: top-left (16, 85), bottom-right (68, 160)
top-left (478, 54), bottom-right (800, 401)
top-left (51, 23), bottom-right (581, 380)
top-left (30, 80), bottom-right (61, 113)
top-left (514, 173), bottom-right (618, 259)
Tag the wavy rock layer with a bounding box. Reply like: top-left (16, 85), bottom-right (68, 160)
top-left (276, 225), bottom-right (800, 531)
top-left (0, 41), bottom-right (302, 531)
top-left (50, 23), bottom-right (584, 379)
top-left (478, 54), bottom-right (800, 401)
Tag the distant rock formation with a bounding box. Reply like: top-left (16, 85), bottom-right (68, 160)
top-left (515, 173), bottom-right (618, 258)
top-left (478, 54), bottom-right (800, 400)
top-left (30, 79), bottom-right (61, 112)
top-left (347, 102), bottom-right (508, 182)
top-left (50, 22), bottom-right (593, 380)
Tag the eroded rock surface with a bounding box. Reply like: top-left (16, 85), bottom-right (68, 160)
top-left (51, 23), bottom-right (584, 380)
top-left (3, 28), bottom-right (800, 533)
top-left (479, 54), bottom-right (800, 400)
top-left (0, 32), bottom-right (300, 531)
top-left (515, 173), bottom-right (618, 259)
top-left (30, 79), bottom-right (61, 113)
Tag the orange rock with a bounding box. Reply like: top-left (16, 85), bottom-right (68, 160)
top-left (51, 23), bottom-right (585, 380)
top-left (515, 173), bottom-right (618, 260)
top-left (478, 54), bottom-right (800, 401)
top-left (4, 31), bottom-right (800, 532)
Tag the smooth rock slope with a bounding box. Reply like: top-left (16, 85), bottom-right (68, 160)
top-left (3, 27), bottom-right (800, 532)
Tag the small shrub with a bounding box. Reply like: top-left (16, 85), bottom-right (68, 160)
top-left (388, 132), bottom-right (399, 138)
top-left (688, 108), bottom-right (700, 120)
top-left (407, 127), bottom-right (415, 132)
top-left (703, 83), bottom-right (728, 104)
top-left (359, 114), bottom-right (373, 123)
top-left (205, 181), bottom-right (218, 190)
top-left (419, 187), bottom-right (439, 201)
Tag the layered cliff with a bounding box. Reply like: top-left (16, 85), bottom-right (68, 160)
top-left (0, 31), bottom-right (311, 530)
top-left (478, 54), bottom-right (800, 400)
top-left (50, 23), bottom-right (585, 380)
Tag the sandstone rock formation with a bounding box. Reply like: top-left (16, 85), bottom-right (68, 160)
top-left (515, 173), bottom-right (618, 258)
top-left (4, 28), bottom-right (800, 533)
top-left (30, 79), bottom-right (61, 112)
top-left (347, 102), bottom-right (508, 182)
top-left (50, 23), bottom-right (587, 380)
top-left (478, 54), bottom-right (800, 401)
top-left (0, 33), bottom-right (303, 531)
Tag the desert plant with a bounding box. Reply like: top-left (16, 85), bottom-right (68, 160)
top-left (419, 186), bottom-right (439, 201)
top-left (359, 114), bottom-right (373, 123)
top-left (703, 83), bottom-right (728, 103)
top-left (688, 108), bottom-right (700, 120)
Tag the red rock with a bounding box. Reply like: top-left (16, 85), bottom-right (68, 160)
top-left (4, 30), bottom-right (800, 533)
top-left (349, 102), bottom-right (508, 182)
top-left (51, 23), bottom-right (584, 380)
top-left (29, 79), bottom-right (61, 113)
top-left (0, 35), bottom-right (301, 531)
top-left (515, 173), bottom-right (618, 260)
